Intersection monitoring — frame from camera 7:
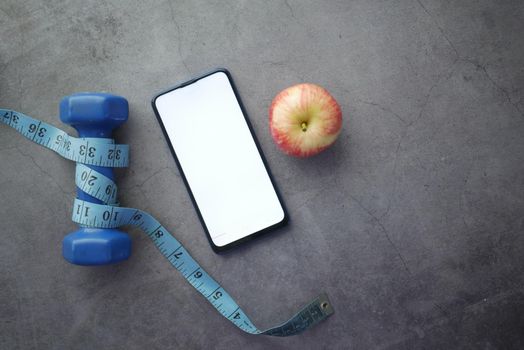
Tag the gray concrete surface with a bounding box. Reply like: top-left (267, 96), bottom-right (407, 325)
top-left (1, 1), bottom-right (524, 349)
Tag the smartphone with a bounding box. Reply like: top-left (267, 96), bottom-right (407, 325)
top-left (152, 69), bottom-right (288, 252)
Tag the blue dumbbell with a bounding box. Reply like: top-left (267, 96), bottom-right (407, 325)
top-left (61, 93), bottom-right (131, 265)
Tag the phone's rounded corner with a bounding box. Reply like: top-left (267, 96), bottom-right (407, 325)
top-left (151, 93), bottom-right (161, 110)
top-left (214, 67), bottom-right (231, 76)
top-left (213, 68), bottom-right (236, 83)
top-left (274, 199), bottom-right (290, 228)
top-left (202, 226), bottom-right (228, 254)
top-left (209, 239), bottom-right (228, 254)
top-left (151, 89), bottom-right (170, 114)
top-left (279, 210), bottom-right (290, 227)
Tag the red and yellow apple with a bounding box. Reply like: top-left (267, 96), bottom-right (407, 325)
top-left (269, 83), bottom-right (342, 157)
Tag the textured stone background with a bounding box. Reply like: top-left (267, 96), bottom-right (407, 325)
top-left (1, 1), bottom-right (523, 349)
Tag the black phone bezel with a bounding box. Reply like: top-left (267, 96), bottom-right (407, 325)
top-left (151, 68), bottom-right (289, 253)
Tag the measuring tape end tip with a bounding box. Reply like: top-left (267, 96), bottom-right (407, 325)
top-left (317, 293), bottom-right (335, 317)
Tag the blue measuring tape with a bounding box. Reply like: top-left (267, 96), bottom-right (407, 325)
top-left (1, 108), bottom-right (334, 336)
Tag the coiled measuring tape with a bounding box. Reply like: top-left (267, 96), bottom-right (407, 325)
top-left (1, 108), bottom-right (334, 336)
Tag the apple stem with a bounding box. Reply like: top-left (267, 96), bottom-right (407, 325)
top-left (301, 122), bottom-right (308, 132)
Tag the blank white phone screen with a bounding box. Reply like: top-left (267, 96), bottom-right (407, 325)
top-left (154, 71), bottom-right (285, 247)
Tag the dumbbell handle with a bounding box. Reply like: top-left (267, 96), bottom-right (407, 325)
top-left (73, 128), bottom-right (116, 205)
